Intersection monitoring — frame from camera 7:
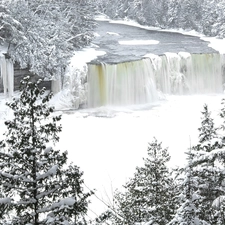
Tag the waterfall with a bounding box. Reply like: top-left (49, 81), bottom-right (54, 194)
top-left (0, 56), bottom-right (14, 98)
top-left (88, 59), bottom-right (159, 108)
top-left (87, 53), bottom-right (224, 108)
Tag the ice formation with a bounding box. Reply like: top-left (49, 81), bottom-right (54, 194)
top-left (0, 55), bottom-right (14, 98)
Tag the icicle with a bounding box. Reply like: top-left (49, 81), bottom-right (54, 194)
top-left (6, 58), bottom-right (14, 98)
top-left (0, 56), bottom-right (7, 95)
top-left (0, 56), bottom-right (14, 98)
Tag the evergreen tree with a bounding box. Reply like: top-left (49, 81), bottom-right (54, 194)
top-left (0, 76), bottom-right (92, 224)
top-left (195, 104), bottom-right (221, 151)
top-left (112, 138), bottom-right (176, 225)
top-left (168, 150), bottom-right (209, 225)
top-left (192, 105), bottom-right (224, 224)
top-left (184, 104), bottom-right (224, 224)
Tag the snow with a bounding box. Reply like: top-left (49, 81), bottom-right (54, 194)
top-left (36, 165), bottom-right (58, 180)
top-left (69, 48), bottom-right (105, 71)
top-left (201, 37), bottom-right (225, 54)
top-left (106, 32), bottom-right (120, 36)
top-left (118, 40), bottom-right (159, 45)
top-left (51, 197), bottom-right (75, 209)
top-left (0, 93), bottom-right (223, 219)
top-left (212, 195), bottom-right (225, 209)
top-left (49, 48), bottom-right (106, 110)
top-left (44, 146), bottom-right (52, 155)
top-left (55, 94), bottom-right (223, 218)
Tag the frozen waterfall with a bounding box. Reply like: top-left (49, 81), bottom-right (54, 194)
top-left (87, 53), bottom-right (224, 108)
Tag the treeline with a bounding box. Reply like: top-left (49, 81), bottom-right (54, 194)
top-left (96, 0), bottom-right (225, 38)
top-left (95, 102), bottom-right (225, 225)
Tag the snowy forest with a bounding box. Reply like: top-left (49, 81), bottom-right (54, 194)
top-left (0, 0), bottom-right (96, 79)
top-left (1, 0), bottom-right (225, 224)
top-left (96, 0), bottom-right (225, 38)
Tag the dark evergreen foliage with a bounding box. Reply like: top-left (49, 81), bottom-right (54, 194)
top-left (103, 138), bottom-right (177, 225)
top-left (195, 104), bottom-right (221, 152)
top-left (0, 77), bottom-right (92, 224)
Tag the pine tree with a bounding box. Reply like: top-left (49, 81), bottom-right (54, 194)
top-left (168, 150), bottom-right (209, 225)
top-left (0, 76), bottom-right (92, 225)
top-left (184, 104), bottom-right (224, 224)
top-left (113, 138), bottom-right (177, 225)
top-left (195, 104), bottom-right (220, 151)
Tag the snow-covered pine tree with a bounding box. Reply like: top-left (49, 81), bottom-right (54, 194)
top-left (184, 104), bottom-right (224, 224)
top-left (168, 150), bottom-right (209, 225)
top-left (195, 104), bottom-right (221, 151)
top-left (113, 138), bottom-right (177, 225)
top-left (0, 77), bottom-right (92, 225)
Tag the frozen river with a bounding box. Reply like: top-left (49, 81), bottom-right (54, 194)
top-left (91, 20), bottom-right (218, 64)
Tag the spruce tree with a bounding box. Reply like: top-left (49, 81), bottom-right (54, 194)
top-left (168, 150), bottom-right (209, 225)
top-left (181, 103), bottom-right (225, 224)
top-left (113, 138), bottom-right (176, 225)
top-left (195, 104), bottom-right (220, 151)
top-left (0, 77), bottom-right (92, 225)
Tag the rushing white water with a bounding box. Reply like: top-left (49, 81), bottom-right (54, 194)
top-left (87, 53), bottom-right (224, 107)
top-left (88, 59), bottom-right (159, 107)
top-left (0, 56), bottom-right (14, 98)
